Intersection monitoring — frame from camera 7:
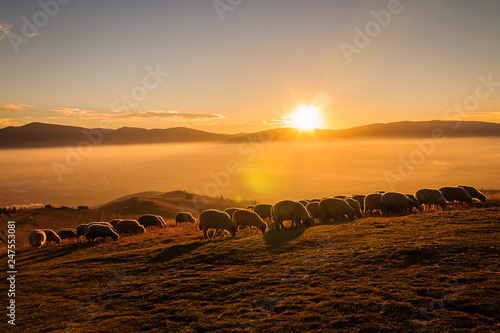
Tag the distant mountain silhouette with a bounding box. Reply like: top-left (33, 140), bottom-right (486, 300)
top-left (0, 120), bottom-right (499, 148)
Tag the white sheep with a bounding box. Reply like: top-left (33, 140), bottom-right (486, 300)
top-left (319, 198), bottom-right (356, 222)
top-left (414, 188), bottom-right (447, 210)
top-left (86, 224), bottom-right (119, 243)
top-left (271, 200), bottom-right (313, 229)
top-left (232, 209), bottom-right (267, 234)
top-left (29, 229), bottom-right (46, 248)
top-left (198, 209), bottom-right (238, 240)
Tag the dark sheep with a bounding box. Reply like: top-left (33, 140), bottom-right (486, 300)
top-left (345, 198), bottom-right (363, 218)
top-left (439, 186), bottom-right (473, 205)
top-left (42, 229), bottom-right (61, 244)
top-left (319, 198), bottom-right (355, 222)
top-left (458, 185), bottom-right (486, 202)
top-left (351, 195), bottom-right (366, 212)
top-left (253, 203), bottom-right (273, 219)
top-left (138, 214), bottom-right (167, 228)
top-left (116, 220), bottom-right (146, 235)
top-left (198, 209), bottom-right (238, 240)
top-left (175, 212), bottom-right (196, 225)
top-left (58, 228), bottom-right (77, 241)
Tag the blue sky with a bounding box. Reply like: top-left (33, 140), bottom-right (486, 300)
top-left (0, 0), bottom-right (499, 132)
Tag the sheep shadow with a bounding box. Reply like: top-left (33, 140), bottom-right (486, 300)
top-left (18, 241), bottom-right (94, 267)
top-left (148, 241), bottom-right (206, 264)
top-left (263, 227), bottom-right (307, 249)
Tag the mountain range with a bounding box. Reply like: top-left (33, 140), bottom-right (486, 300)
top-left (0, 120), bottom-right (499, 148)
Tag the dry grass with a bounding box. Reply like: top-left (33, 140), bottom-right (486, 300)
top-left (1, 207), bottom-right (499, 332)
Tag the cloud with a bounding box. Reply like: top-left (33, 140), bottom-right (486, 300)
top-left (0, 22), bottom-right (11, 40)
top-left (0, 103), bottom-right (35, 112)
top-left (51, 108), bottom-right (224, 121)
top-left (116, 110), bottom-right (224, 120)
top-left (0, 118), bottom-right (18, 127)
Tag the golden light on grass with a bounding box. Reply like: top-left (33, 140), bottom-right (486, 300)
top-left (289, 105), bottom-right (322, 130)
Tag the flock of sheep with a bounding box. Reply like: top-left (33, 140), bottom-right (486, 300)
top-left (29, 185), bottom-right (487, 247)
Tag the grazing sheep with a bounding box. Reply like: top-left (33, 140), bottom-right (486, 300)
top-left (271, 200), bottom-right (313, 230)
top-left (232, 209), bottom-right (267, 233)
top-left (57, 228), bottom-right (77, 241)
top-left (138, 214), bottom-right (167, 228)
top-left (246, 205), bottom-right (255, 210)
top-left (29, 229), bottom-right (46, 248)
top-left (319, 198), bottom-right (356, 222)
top-left (364, 193), bottom-right (383, 216)
top-left (253, 203), bottom-right (273, 219)
top-left (109, 219), bottom-right (123, 229)
top-left (224, 207), bottom-right (240, 218)
top-left (439, 186), bottom-right (473, 205)
top-left (175, 212), bottom-right (196, 225)
top-left (458, 185), bottom-right (486, 203)
top-left (351, 195), bottom-right (366, 212)
top-left (86, 224), bottom-right (119, 243)
top-left (414, 188), bottom-right (447, 210)
top-left (306, 201), bottom-right (321, 219)
top-left (85, 222), bottom-right (115, 236)
top-left (76, 224), bottom-right (88, 242)
top-left (198, 209), bottom-right (238, 240)
top-left (42, 229), bottom-right (61, 244)
top-left (345, 198), bottom-right (363, 218)
top-left (380, 192), bottom-right (420, 215)
top-left (116, 220), bottom-right (146, 235)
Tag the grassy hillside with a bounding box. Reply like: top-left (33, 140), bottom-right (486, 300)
top-left (1, 206), bottom-right (499, 332)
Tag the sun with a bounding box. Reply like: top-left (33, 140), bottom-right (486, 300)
top-left (289, 105), bottom-right (322, 130)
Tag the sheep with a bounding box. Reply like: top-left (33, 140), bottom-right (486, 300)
top-left (306, 201), bottom-right (321, 219)
top-left (29, 229), bottom-right (46, 248)
top-left (76, 224), bottom-right (88, 242)
top-left (175, 212), bottom-right (196, 225)
top-left (224, 207), bottom-right (240, 218)
top-left (138, 214), bottom-right (167, 228)
top-left (439, 186), bottom-right (473, 205)
top-left (345, 198), bottom-right (363, 218)
top-left (334, 195), bottom-right (347, 199)
top-left (380, 192), bottom-right (421, 215)
top-left (351, 195), bottom-right (366, 212)
top-left (414, 188), bottom-right (447, 210)
top-left (42, 229), bottom-right (61, 244)
top-left (85, 222), bottom-right (115, 236)
top-left (246, 205), bottom-right (255, 210)
top-left (458, 185), bottom-right (486, 203)
top-left (57, 228), bottom-right (77, 241)
top-left (271, 200), bottom-right (313, 230)
top-left (299, 200), bottom-right (309, 207)
top-left (109, 219), bottom-right (123, 229)
top-left (319, 198), bottom-right (356, 222)
top-left (232, 209), bottom-right (267, 234)
top-left (198, 209), bottom-right (238, 240)
top-left (364, 193), bottom-right (383, 216)
top-left (86, 224), bottom-right (119, 243)
top-left (253, 203), bottom-right (273, 219)
top-left (116, 220), bottom-right (146, 235)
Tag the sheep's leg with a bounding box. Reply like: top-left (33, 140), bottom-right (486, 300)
top-left (203, 230), bottom-right (208, 240)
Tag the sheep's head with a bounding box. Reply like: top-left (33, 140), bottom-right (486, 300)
top-left (137, 225), bottom-right (146, 234)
